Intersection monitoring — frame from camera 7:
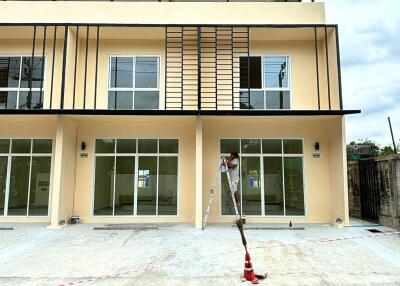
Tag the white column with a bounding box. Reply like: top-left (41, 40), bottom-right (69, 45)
top-left (195, 116), bottom-right (203, 229)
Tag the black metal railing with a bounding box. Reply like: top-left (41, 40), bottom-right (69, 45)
top-left (0, 23), bottom-right (343, 113)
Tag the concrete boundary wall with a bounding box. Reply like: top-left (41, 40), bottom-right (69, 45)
top-left (348, 155), bottom-right (400, 229)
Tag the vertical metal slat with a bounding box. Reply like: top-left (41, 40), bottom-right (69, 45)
top-left (39, 26), bottom-right (46, 109)
top-left (94, 26), bottom-right (100, 109)
top-left (197, 26), bottom-right (201, 111)
top-left (29, 25), bottom-right (37, 109)
top-left (60, 25), bottom-right (68, 109)
top-left (247, 27), bottom-right (250, 110)
top-left (314, 27), bottom-right (320, 110)
top-left (50, 26), bottom-right (57, 109)
top-left (335, 26), bottom-right (343, 110)
top-left (73, 25), bottom-right (79, 109)
top-left (83, 26), bottom-right (89, 109)
top-left (324, 26), bottom-right (331, 110)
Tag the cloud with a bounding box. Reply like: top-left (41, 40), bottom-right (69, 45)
top-left (321, 0), bottom-right (400, 145)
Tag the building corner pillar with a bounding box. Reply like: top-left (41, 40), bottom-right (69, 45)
top-left (48, 116), bottom-right (65, 229)
top-left (195, 116), bottom-right (203, 229)
top-left (47, 115), bottom-right (77, 229)
top-left (341, 116), bottom-right (350, 226)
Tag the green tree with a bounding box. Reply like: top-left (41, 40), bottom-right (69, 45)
top-left (380, 145), bottom-right (395, 156)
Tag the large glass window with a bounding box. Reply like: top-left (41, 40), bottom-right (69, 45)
top-left (0, 56), bottom-right (45, 109)
top-left (108, 56), bottom-right (159, 110)
top-left (0, 139), bottom-right (52, 217)
top-left (220, 138), bottom-right (304, 216)
top-left (239, 56), bottom-right (290, 110)
top-left (93, 139), bottom-right (178, 216)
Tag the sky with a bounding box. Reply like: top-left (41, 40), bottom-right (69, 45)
top-left (319, 0), bottom-right (400, 147)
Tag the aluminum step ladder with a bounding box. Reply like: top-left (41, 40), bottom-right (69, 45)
top-left (202, 161), bottom-right (241, 230)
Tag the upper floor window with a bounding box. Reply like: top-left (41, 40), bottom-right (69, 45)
top-left (239, 56), bottom-right (290, 110)
top-left (108, 56), bottom-right (160, 110)
top-left (0, 56), bottom-right (45, 109)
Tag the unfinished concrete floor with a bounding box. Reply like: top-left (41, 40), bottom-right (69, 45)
top-left (0, 220), bottom-right (399, 286)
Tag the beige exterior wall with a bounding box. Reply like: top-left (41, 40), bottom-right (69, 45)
top-left (0, 2), bottom-right (325, 25)
top-left (0, 115), bottom-right (348, 226)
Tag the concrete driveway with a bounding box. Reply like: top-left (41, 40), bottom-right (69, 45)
top-left (0, 220), bottom-right (399, 286)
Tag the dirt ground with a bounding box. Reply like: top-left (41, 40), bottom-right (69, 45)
top-left (0, 219), bottom-right (399, 286)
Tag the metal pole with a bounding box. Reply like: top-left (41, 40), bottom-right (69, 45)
top-left (388, 117), bottom-right (397, 154)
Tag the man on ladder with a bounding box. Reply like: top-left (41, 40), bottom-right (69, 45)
top-left (202, 151), bottom-right (243, 229)
top-left (224, 152), bottom-right (242, 219)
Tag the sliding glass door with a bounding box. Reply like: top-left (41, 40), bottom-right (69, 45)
top-left (0, 139), bottom-right (52, 217)
top-left (284, 157), bottom-right (304, 215)
top-left (137, 156), bottom-right (157, 215)
top-left (114, 156), bottom-right (135, 215)
top-left (220, 138), bottom-right (305, 217)
top-left (93, 139), bottom-right (179, 217)
top-left (263, 157), bottom-right (284, 215)
top-left (241, 156), bottom-right (261, 215)
top-left (158, 156), bottom-right (178, 215)
top-left (93, 156), bottom-right (115, 216)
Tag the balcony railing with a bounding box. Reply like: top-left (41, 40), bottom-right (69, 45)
top-left (0, 23), bottom-right (352, 115)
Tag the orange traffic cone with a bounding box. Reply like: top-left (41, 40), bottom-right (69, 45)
top-left (243, 252), bottom-right (259, 284)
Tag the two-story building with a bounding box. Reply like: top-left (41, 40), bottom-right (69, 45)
top-left (0, 0), bottom-right (359, 229)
